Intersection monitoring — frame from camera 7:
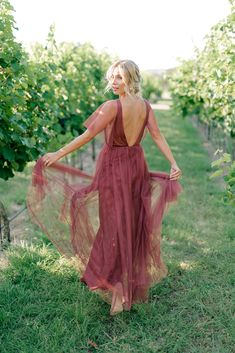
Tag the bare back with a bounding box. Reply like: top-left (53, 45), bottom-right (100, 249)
top-left (119, 98), bottom-right (148, 146)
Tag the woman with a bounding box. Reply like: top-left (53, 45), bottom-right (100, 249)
top-left (27, 59), bottom-right (183, 316)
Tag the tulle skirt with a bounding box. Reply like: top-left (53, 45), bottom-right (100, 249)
top-left (27, 143), bottom-right (183, 311)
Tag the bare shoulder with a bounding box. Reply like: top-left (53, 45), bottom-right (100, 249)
top-left (101, 99), bottom-right (117, 115)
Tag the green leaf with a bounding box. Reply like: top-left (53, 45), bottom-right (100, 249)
top-left (209, 169), bottom-right (224, 179)
top-left (228, 177), bottom-right (235, 186)
top-left (211, 157), bottom-right (225, 168)
top-left (2, 147), bottom-right (15, 161)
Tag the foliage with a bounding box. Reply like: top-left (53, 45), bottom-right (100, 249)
top-left (168, 2), bottom-right (235, 138)
top-left (0, 1), bottom-right (114, 180)
top-left (141, 71), bottom-right (163, 102)
top-left (0, 0), bottom-right (36, 179)
top-left (29, 27), bottom-right (114, 152)
top-left (168, 1), bottom-right (235, 201)
top-left (210, 152), bottom-right (235, 207)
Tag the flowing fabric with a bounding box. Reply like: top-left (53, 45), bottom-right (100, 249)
top-left (27, 98), bottom-right (183, 311)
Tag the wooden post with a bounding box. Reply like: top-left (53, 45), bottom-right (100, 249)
top-left (207, 123), bottom-right (211, 141)
top-left (0, 201), bottom-right (10, 250)
top-left (92, 139), bottom-right (96, 161)
top-left (79, 150), bottom-right (83, 170)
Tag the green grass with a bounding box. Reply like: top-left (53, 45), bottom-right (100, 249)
top-left (0, 109), bottom-right (234, 353)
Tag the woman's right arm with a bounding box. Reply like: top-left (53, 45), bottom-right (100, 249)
top-left (42, 100), bottom-right (117, 167)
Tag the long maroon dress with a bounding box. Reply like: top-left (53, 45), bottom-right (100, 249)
top-left (27, 98), bottom-right (183, 311)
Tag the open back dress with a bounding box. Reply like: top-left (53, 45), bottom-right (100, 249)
top-left (27, 98), bottom-right (183, 312)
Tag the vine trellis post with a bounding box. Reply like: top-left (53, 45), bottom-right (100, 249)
top-left (0, 201), bottom-right (10, 250)
top-left (193, 115), bottom-right (235, 161)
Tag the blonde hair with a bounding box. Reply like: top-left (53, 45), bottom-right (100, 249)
top-left (104, 59), bottom-right (142, 98)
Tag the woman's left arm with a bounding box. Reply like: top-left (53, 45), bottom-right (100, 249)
top-left (42, 100), bottom-right (116, 167)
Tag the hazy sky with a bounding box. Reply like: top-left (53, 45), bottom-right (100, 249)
top-left (11, 0), bottom-right (231, 70)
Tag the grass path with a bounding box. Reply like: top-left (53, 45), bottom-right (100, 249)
top-left (0, 109), bottom-right (234, 353)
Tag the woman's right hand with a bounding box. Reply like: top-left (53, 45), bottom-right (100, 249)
top-left (42, 151), bottom-right (61, 167)
top-left (170, 162), bottom-right (182, 180)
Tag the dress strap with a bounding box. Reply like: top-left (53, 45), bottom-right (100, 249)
top-left (134, 99), bottom-right (150, 144)
top-left (144, 99), bottom-right (151, 123)
top-left (106, 99), bottom-right (122, 146)
top-left (116, 98), bottom-right (120, 112)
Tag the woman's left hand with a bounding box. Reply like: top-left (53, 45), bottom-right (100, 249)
top-left (169, 162), bottom-right (182, 180)
top-left (42, 151), bottom-right (61, 167)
